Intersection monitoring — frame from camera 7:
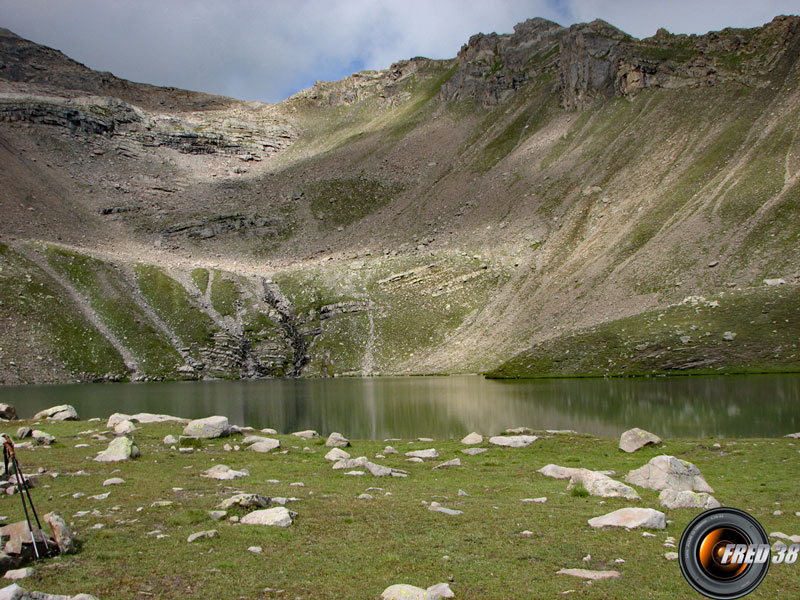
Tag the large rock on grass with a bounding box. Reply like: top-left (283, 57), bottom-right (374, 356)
top-left (658, 489), bottom-right (721, 510)
top-left (0, 405), bottom-right (17, 421)
top-left (201, 465), bottom-right (248, 480)
top-left (538, 464), bottom-right (639, 499)
top-left (488, 435), bottom-right (537, 448)
top-left (626, 455), bottom-right (714, 493)
top-left (588, 507), bottom-right (666, 530)
top-left (381, 583), bottom-right (454, 599)
top-left (619, 428), bottom-right (662, 453)
top-left (93, 437), bottom-right (139, 462)
top-left (325, 432), bottom-right (350, 448)
top-left (42, 511), bottom-right (77, 554)
top-left (248, 439), bottom-right (280, 453)
top-left (240, 507), bottom-right (295, 527)
top-left (556, 568), bottom-right (620, 580)
top-left (461, 432), bottom-right (483, 445)
top-left (183, 416), bottom-right (230, 439)
top-left (324, 448), bottom-right (350, 462)
top-left (33, 405), bottom-right (78, 421)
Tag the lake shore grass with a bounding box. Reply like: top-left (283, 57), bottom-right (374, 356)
top-left (0, 420), bottom-right (798, 599)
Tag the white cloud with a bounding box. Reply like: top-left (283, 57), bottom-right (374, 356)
top-left (0, 0), bottom-right (796, 102)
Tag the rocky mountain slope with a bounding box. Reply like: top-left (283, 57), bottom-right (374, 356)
top-left (0, 16), bottom-right (798, 384)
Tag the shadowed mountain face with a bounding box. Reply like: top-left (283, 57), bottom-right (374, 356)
top-left (0, 16), bottom-right (798, 384)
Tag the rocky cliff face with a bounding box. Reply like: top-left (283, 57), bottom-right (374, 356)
top-left (441, 17), bottom-right (564, 106)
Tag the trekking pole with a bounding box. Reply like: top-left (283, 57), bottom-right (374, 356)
top-left (2, 434), bottom-right (41, 559)
top-left (11, 451), bottom-right (50, 554)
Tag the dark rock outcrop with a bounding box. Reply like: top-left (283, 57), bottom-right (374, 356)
top-left (441, 18), bottom-right (565, 106)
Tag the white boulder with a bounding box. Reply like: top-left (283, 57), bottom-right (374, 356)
top-left (240, 507), bottom-right (295, 527)
top-left (619, 428), bottom-right (662, 453)
top-left (588, 507), bottom-right (666, 530)
top-left (626, 455), bottom-right (714, 493)
top-left (488, 435), bottom-right (538, 448)
top-left (33, 405), bottom-right (79, 421)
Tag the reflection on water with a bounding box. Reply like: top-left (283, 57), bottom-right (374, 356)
top-left (0, 374), bottom-right (797, 439)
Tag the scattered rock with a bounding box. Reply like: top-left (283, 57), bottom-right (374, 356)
top-left (183, 416), bottom-right (230, 439)
top-left (428, 502), bottom-right (462, 516)
top-left (488, 435), bottom-right (537, 448)
top-left (461, 448), bottom-right (487, 456)
top-left (261, 428), bottom-right (278, 435)
top-left (187, 530), bottom-right (217, 543)
top-left (769, 532), bottom-right (800, 543)
top-left (94, 437), bottom-right (139, 462)
top-left (383, 446), bottom-right (398, 454)
top-left (248, 546), bottom-right (263, 553)
top-left (0, 405), bottom-right (17, 421)
top-left (658, 489), bottom-right (721, 510)
top-left (113, 420), bottom-right (136, 435)
top-left (163, 435), bottom-right (178, 445)
top-left (240, 507), bottom-right (295, 527)
top-left (364, 462), bottom-right (393, 477)
top-left (32, 405), bottom-right (79, 421)
top-left (405, 449), bottom-right (439, 459)
top-left (358, 494), bottom-right (373, 500)
top-left (344, 471), bottom-right (365, 476)
top-left (291, 430), bottom-right (318, 439)
top-left (324, 448), bottom-right (350, 462)
top-left (217, 493), bottom-right (271, 510)
top-left (325, 432), bottom-right (350, 448)
top-left (201, 464), bottom-right (249, 480)
top-left (248, 439), bottom-right (281, 453)
top-left (208, 511), bottom-right (227, 520)
top-left (556, 568), bottom-right (620, 580)
top-left (102, 478), bottom-right (125, 487)
top-left (619, 428), bottom-right (662, 453)
top-left (458, 489), bottom-right (469, 497)
top-left (461, 432), bottom-right (483, 445)
top-left (588, 508), bottom-right (666, 530)
top-left (539, 464), bottom-right (639, 499)
top-left (722, 331), bottom-right (737, 341)
top-left (433, 459), bottom-right (461, 469)
top-left (380, 583), bottom-right (454, 600)
top-left (2, 568), bottom-right (33, 580)
top-left (626, 455), bottom-right (714, 493)
top-left (521, 497), bottom-right (547, 503)
top-left (15, 428), bottom-right (31, 441)
top-left (31, 430), bottom-right (55, 446)
top-left (42, 511), bottom-right (76, 554)
top-left (406, 457), bottom-right (424, 463)
top-left (764, 278), bottom-right (786, 286)
top-left (333, 457), bottom-right (369, 470)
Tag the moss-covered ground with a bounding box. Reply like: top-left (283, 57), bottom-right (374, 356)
top-left (489, 285), bottom-right (800, 378)
top-left (1, 419), bottom-right (797, 599)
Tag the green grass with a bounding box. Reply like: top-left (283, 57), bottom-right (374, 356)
top-left (0, 243), bottom-right (127, 380)
top-left (134, 264), bottom-right (218, 350)
top-left (306, 177), bottom-right (404, 230)
top-left (3, 418), bottom-right (798, 599)
top-left (191, 268), bottom-right (209, 294)
top-left (488, 285), bottom-right (800, 378)
top-left (209, 270), bottom-right (241, 317)
top-left (45, 247), bottom-right (181, 376)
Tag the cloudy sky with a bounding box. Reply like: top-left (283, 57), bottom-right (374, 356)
top-left (1, 1), bottom-right (797, 103)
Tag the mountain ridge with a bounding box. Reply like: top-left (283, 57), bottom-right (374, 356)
top-left (0, 15), bottom-right (798, 384)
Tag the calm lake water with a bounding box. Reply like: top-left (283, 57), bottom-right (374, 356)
top-left (0, 374), bottom-right (798, 439)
